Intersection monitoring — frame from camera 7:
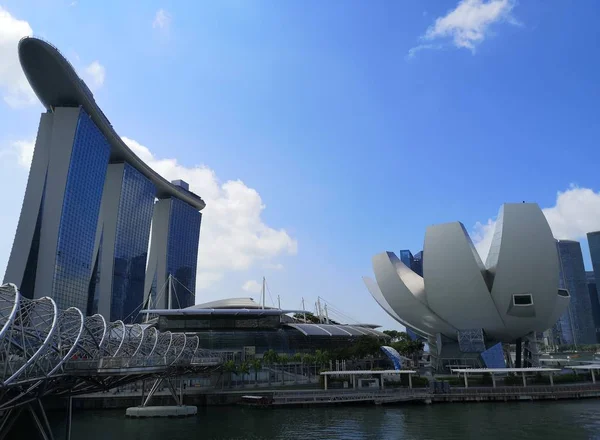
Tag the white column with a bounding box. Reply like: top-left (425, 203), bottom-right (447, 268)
top-left (408, 374), bottom-right (413, 389)
top-left (522, 372), bottom-right (526, 387)
top-left (592, 369), bottom-right (596, 384)
top-left (491, 374), bottom-right (496, 388)
top-left (381, 374), bottom-right (385, 389)
top-left (324, 375), bottom-right (328, 390)
top-left (549, 373), bottom-right (554, 386)
top-left (352, 375), bottom-right (356, 389)
top-left (464, 373), bottom-right (468, 388)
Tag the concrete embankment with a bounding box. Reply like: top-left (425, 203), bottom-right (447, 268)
top-left (45, 383), bottom-right (600, 410)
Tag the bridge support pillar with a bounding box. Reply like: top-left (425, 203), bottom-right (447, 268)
top-left (65, 396), bottom-right (72, 440)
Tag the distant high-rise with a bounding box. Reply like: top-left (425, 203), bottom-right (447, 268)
top-left (554, 240), bottom-right (596, 345)
top-left (412, 251), bottom-right (424, 277)
top-left (399, 250), bottom-right (414, 270)
top-left (5, 37), bottom-right (205, 321)
top-left (586, 271), bottom-right (600, 343)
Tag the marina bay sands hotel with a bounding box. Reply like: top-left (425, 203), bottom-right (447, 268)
top-left (4, 38), bottom-right (205, 323)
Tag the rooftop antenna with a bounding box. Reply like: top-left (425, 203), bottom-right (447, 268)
top-left (302, 297), bottom-right (306, 323)
top-left (261, 276), bottom-right (266, 310)
top-left (317, 297), bottom-right (323, 324)
top-left (167, 274), bottom-right (172, 310)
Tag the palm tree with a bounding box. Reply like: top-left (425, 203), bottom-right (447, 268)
top-left (238, 361), bottom-right (250, 387)
top-left (278, 354), bottom-right (290, 385)
top-left (303, 354), bottom-right (316, 381)
top-left (250, 358), bottom-right (262, 387)
top-left (315, 350), bottom-right (330, 372)
top-left (292, 353), bottom-right (302, 383)
top-left (222, 360), bottom-right (236, 388)
top-left (262, 350), bottom-right (279, 386)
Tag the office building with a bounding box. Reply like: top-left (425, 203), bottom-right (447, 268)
top-left (399, 249), bottom-right (423, 277)
top-left (4, 37), bottom-right (205, 320)
top-left (555, 240), bottom-right (596, 345)
top-left (586, 271), bottom-right (600, 343)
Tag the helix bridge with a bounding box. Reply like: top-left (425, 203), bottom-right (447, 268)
top-left (0, 283), bottom-right (222, 437)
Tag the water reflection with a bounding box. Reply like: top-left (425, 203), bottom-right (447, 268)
top-left (12, 400), bottom-right (600, 440)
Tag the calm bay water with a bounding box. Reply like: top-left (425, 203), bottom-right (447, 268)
top-left (28, 401), bottom-right (600, 439)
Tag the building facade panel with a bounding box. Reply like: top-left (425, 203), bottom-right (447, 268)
top-left (555, 240), bottom-right (596, 345)
top-left (167, 198), bottom-right (201, 308)
top-left (110, 163), bottom-right (156, 322)
top-left (50, 108), bottom-right (111, 311)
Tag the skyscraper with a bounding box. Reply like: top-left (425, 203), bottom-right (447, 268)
top-left (586, 271), bottom-right (600, 343)
top-left (144, 189), bottom-right (202, 310)
top-left (89, 163), bottom-right (156, 322)
top-left (4, 108), bottom-right (111, 311)
top-left (5, 37), bottom-right (206, 320)
top-left (399, 250), bottom-right (414, 269)
top-left (554, 240), bottom-right (596, 345)
top-left (412, 251), bottom-right (424, 277)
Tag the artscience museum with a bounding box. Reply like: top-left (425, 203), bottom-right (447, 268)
top-left (364, 203), bottom-right (570, 372)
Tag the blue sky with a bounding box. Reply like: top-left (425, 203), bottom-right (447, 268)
top-left (1, 0), bottom-right (600, 330)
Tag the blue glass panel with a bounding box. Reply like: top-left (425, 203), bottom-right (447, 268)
top-left (167, 198), bottom-right (201, 308)
top-left (480, 343), bottom-right (506, 368)
top-left (555, 241), bottom-right (596, 344)
top-left (51, 108), bottom-right (110, 312)
top-left (110, 163), bottom-right (156, 322)
top-left (380, 346), bottom-right (402, 370)
top-left (406, 328), bottom-right (418, 341)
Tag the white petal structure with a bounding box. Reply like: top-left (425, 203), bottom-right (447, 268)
top-left (365, 203), bottom-right (570, 343)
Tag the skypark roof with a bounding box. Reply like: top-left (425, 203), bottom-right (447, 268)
top-left (18, 37), bottom-right (205, 210)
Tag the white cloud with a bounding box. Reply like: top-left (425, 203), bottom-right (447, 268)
top-left (121, 137), bottom-right (298, 291)
top-left (409, 0), bottom-right (517, 57)
top-left (242, 280), bottom-right (262, 293)
top-left (153, 9), bottom-right (171, 31)
top-left (264, 262), bottom-right (284, 270)
top-left (472, 186), bottom-right (600, 261)
top-left (82, 61), bottom-right (106, 90)
top-left (13, 139), bottom-right (34, 168)
top-left (0, 6), bottom-right (35, 108)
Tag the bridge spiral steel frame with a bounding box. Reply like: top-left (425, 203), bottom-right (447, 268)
top-left (0, 283), bottom-right (221, 412)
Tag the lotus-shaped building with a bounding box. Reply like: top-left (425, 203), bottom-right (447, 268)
top-left (364, 203), bottom-right (570, 370)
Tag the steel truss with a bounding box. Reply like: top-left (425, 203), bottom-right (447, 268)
top-left (0, 283), bottom-right (222, 414)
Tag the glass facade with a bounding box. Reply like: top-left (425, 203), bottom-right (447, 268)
top-left (412, 251), bottom-right (423, 277)
top-left (399, 249), bottom-right (424, 276)
top-left (399, 250), bottom-right (414, 269)
top-left (554, 240), bottom-right (596, 345)
top-left (586, 271), bottom-right (600, 343)
top-left (52, 108), bottom-right (110, 312)
top-left (158, 317), bottom-right (387, 355)
top-left (110, 164), bottom-right (156, 323)
top-left (167, 198), bottom-right (201, 308)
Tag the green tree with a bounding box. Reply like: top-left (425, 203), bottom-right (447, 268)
top-left (250, 358), bottom-right (262, 386)
top-left (278, 354), bottom-right (290, 384)
top-left (315, 350), bottom-right (330, 371)
top-left (262, 350), bottom-right (279, 386)
top-left (222, 360), bottom-right (236, 388)
top-left (292, 353), bottom-right (303, 382)
top-left (237, 361), bottom-right (250, 387)
top-left (303, 354), bottom-right (316, 380)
